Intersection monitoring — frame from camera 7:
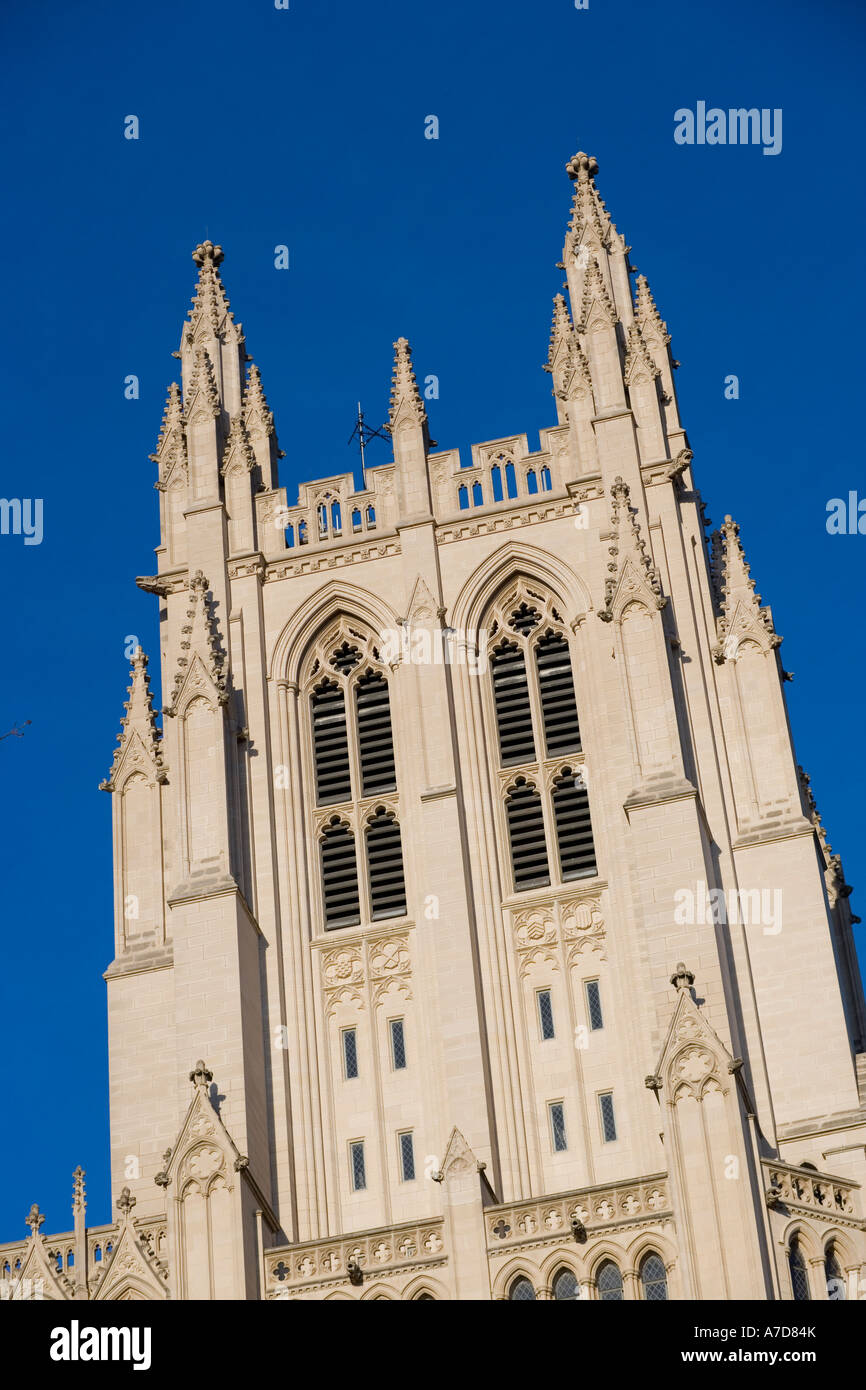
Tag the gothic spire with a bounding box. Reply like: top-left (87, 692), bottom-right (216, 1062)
top-left (544, 294), bottom-right (592, 411)
top-left (187, 241), bottom-right (234, 342)
top-left (150, 381), bottom-right (187, 489)
top-left (388, 337), bottom-right (429, 432)
top-left (100, 648), bottom-right (167, 792)
top-left (634, 273), bottom-right (671, 346)
top-left (163, 572), bottom-right (228, 717)
top-left (598, 477), bottom-right (666, 621)
top-left (186, 345), bottom-right (221, 420)
top-left (565, 151), bottom-right (616, 247)
top-left (242, 363), bottom-right (281, 490)
top-left (711, 516), bottom-right (781, 660)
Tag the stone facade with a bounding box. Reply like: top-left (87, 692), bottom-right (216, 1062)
top-left (3, 149), bottom-right (866, 1302)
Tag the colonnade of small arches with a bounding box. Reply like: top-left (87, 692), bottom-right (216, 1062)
top-left (497, 1249), bottom-right (670, 1301)
top-left (784, 1222), bottom-right (862, 1301)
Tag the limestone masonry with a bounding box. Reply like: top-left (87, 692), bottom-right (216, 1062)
top-left (4, 150), bottom-right (865, 1301)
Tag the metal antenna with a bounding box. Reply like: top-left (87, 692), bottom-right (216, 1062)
top-left (348, 402), bottom-right (391, 477)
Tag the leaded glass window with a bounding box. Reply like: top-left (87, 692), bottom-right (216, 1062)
top-left (639, 1253), bottom-right (668, 1301)
top-left (596, 1261), bottom-right (623, 1301)
top-left (508, 1276), bottom-right (536, 1301)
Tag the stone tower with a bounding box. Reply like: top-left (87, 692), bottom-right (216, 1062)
top-left (3, 150), bottom-right (865, 1302)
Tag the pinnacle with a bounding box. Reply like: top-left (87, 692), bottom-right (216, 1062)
top-left (243, 363), bottom-right (273, 424)
top-left (100, 647), bottom-right (166, 791)
top-left (566, 149), bottom-right (615, 244)
top-left (634, 273), bottom-right (671, 345)
top-left (388, 336), bottom-right (428, 428)
top-left (712, 516), bottom-right (781, 650)
top-left (545, 294), bottom-right (573, 368)
top-left (187, 241), bottom-right (234, 339)
top-left (150, 382), bottom-right (186, 467)
top-left (187, 346), bottom-right (221, 414)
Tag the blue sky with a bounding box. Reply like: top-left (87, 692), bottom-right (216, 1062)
top-left (1, 0), bottom-right (864, 1239)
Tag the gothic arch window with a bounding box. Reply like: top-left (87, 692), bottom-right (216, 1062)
top-left (414, 1291), bottom-right (436, 1300)
top-left (639, 1252), bottom-right (668, 1301)
top-left (526, 468), bottom-right (539, 495)
top-left (491, 462), bottom-right (504, 502)
top-left (824, 1243), bottom-right (845, 1300)
top-left (487, 582), bottom-right (597, 893)
top-left (505, 460), bottom-right (518, 499)
top-left (552, 1266), bottom-right (580, 1301)
top-left (352, 507), bottom-right (362, 533)
top-left (788, 1237), bottom-right (810, 1301)
top-left (458, 484), bottom-right (469, 510)
top-left (472, 480), bottom-right (483, 507)
top-left (331, 501), bottom-right (342, 534)
top-left (305, 620), bottom-right (406, 931)
top-left (596, 1260), bottom-right (624, 1301)
top-left (508, 1275), bottom-right (536, 1301)
top-left (541, 466), bottom-right (552, 491)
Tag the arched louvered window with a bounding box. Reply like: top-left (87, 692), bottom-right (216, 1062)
top-left (321, 817), bottom-right (361, 928)
top-left (508, 1276), bottom-right (536, 1301)
top-left (487, 584), bottom-right (598, 893)
top-left (490, 642), bottom-right (535, 765)
top-left (552, 768), bottom-right (597, 880)
top-left (789, 1238), bottom-right (810, 1301)
top-left (355, 671), bottom-right (396, 795)
top-left (535, 631), bottom-right (581, 755)
top-left (639, 1253), bottom-right (668, 1301)
top-left (306, 622), bottom-right (406, 930)
top-left (366, 807), bottom-right (407, 919)
top-left (552, 1267), bottom-right (580, 1301)
top-left (311, 680), bottom-right (351, 804)
top-left (596, 1260), bottom-right (623, 1301)
top-left (505, 778), bottom-right (550, 890)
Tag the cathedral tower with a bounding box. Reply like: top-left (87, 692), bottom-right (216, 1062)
top-left (3, 154), bottom-right (865, 1303)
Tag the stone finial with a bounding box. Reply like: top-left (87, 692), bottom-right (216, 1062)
top-left (566, 151), bottom-right (599, 182)
top-left (671, 962), bottom-right (695, 992)
top-left (189, 1059), bottom-right (214, 1090)
top-left (72, 1167), bottom-right (86, 1215)
top-left (117, 1187), bottom-right (137, 1215)
top-left (192, 240), bottom-right (224, 267)
top-left (25, 1203), bottom-right (44, 1236)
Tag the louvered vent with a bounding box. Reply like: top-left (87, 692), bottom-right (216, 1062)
top-left (552, 768), bottom-right (597, 880)
top-left (509, 602), bottom-right (541, 635)
top-left (311, 680), bottom-right (351, 804)
top-left (506, 778), bottom-right (550, 890)
top-left (366, 808), bottom-right (407, 919)
top-left (356, 671), bottom-right (396, 795)
top-left (320, 817), bottom-right (361, 928)
top-left (536, 632), bottom-right (581, 755)
top-left (491, 642), bottom-right (536, 766)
